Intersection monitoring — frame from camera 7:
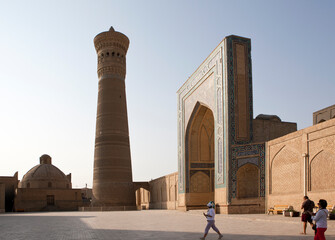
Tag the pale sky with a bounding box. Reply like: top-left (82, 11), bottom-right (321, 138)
top-left (0, 0), bottom-right (334, 188)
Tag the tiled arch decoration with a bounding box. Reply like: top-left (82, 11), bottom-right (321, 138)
top-left (177, 43), bottom-right (224, 193)
top-left (231, 143), bottom-right (265, 200)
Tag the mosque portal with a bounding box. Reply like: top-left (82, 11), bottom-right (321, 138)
top-left (177, 35), bottom-right (267, 213)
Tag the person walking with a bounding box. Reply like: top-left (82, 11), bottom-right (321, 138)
top-left (301, 196), bottom-right (314, 234)
top-left (312, 199), bottom-right (328, 240)
top-left (200, 201), bottom-right (223, 240)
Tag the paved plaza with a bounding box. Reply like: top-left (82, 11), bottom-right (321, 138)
top-left (1, 210), bottom-right (335, 240)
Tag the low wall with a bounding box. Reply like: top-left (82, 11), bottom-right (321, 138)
top-left (136, 172), bottom-right (178, 210)
top-left (0, 172), bottom-right (18, 212)
top-left (0, 183), bottom-right (5, 213)
top-left (79, 206), bottom-right (137, 211)
top-left (15, 188), bottom-right (83, 212)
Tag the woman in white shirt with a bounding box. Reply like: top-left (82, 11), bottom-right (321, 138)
top-left (312, 199), bottom-right (328, 240)
top-left (200, 201), bottom-right (223, 240)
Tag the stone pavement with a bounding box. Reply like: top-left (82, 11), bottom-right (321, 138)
top-left (1, 210), bottom-right (335, 240)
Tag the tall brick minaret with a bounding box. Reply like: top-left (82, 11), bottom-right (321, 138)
top-left (92, 27), bottom-right (135, 208)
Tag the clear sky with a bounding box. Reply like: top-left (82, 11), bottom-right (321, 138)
top-left (0, 0), bottom-right (334, 188)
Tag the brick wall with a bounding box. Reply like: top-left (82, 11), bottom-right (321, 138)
top-left (15, 188), bottom-right (83, 212)
top-left (0, 172), bottom-right (18, 212)
top-left (136, 172), bottom-right (178, 210)
top-left (266, 118), bottom-right (335, 211)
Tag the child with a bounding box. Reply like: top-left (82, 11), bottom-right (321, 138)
top-left (200, 201), bottom-right (223, 240)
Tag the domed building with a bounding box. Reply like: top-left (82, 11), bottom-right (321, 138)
top-left (14, 155), bottom-right (83, 212)
top-left (19, 154), bottom-right (71, 189)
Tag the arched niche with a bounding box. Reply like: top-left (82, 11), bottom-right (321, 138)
top-left (185, 102), bottom-right (215, 206)
top-left (186, 102), bottom-right (214, 165)
top-left (236, 163), bottom-right (259, 198)
top-left (310, 150), bottom-right (335, 191)
top-left (271, 146), bottom-right (301, 194)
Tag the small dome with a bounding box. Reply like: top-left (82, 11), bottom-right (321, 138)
top-left (40, 154), bottom-right (51, 164)
top-left (20, 155), bottom-right (71, 189)
top-left (109, 26), bottom-right (115, 32)
top-left (256, 114), bottom-right (281, 122)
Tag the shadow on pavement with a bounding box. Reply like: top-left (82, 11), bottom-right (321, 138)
top-left (86, 229), bottom-right (335, 240)
top-left (1, 215), bottom-right (335, 240)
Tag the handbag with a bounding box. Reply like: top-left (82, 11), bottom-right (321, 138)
top-left (312, 224), bottom-right (317, 233)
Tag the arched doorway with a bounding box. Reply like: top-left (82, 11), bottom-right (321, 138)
top-left (185, 103), bottom-right (215, 208)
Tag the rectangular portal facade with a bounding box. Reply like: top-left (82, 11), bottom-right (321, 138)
top-left (177, 35), bottom-right (265, 213)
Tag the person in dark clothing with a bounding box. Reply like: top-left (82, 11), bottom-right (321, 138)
top-left (301, 196), bottom-right (315, 234)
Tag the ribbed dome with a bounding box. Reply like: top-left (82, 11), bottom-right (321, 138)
top-left (19, 155), bottom-right (71, 189)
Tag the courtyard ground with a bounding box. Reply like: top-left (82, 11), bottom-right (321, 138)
top-left (1, 210), bottom-right (335, 240)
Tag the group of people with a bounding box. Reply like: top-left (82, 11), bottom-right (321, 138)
top-left (200, 197), bottom-right (329, 240)
top-left (301, 196), bottom-right (329, 240)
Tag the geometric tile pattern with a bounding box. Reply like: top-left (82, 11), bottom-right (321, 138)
top-left (231, 143), bottom-right (265, 199)
top-left (225, 36), bottom-right (262, 202)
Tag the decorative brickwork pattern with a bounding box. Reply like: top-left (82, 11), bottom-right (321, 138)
top-left (310, 150), bottom-right (335, 191)
top-left (266, 119), bottom-right (335, 212)
top-left (236, 163), bottom-right (259, 198)
top-left (190, 171), bottom-right (210, 193)
top-left (271, 146), bottom-right (301, 194)
top-left (225, 36), bottom-right (253, 146)
top-left (309, 131), bottom-right (335, 157)
top-left (309, 133), bottom-right (335, 191)
top-left (226, 36), bottom-right (256, 202)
